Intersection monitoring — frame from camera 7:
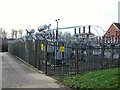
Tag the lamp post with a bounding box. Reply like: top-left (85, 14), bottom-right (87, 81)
top-left (55, 19), bottom-right (60, 41)
top-left (55, 19), bottom-right (60, 65)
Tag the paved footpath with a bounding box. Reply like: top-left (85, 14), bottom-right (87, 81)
top-left (1, 52), bottom-right (60, 88)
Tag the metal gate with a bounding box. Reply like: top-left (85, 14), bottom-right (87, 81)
top-left (45, 41), bottom-right (79, 76)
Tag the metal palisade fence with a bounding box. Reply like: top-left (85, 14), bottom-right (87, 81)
top-left (8, 36), bottom-right (120, 76)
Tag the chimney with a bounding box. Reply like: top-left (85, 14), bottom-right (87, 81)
top-left (83, 27), bottom-right (85, 33)
top-left (74, 28), bottom-right (76, 35)
top-left (88, 25), bottom-right (91, 34)
top-left (79, 27), bottom-right (81, 34)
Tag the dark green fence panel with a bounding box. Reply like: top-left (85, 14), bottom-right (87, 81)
top-left (8, 36), bottom-right (120, 76)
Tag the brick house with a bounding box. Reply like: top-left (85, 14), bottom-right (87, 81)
top-left (104, 23), bottom-right (120, 43)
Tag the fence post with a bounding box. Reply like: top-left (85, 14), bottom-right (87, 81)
top-left (111, 44), bottom-right (115, 61)
top-left (75, 43), bottom-right (79, 74)
top-left (100, 36), bottom-right (105, 69)
top-left (44, 40), bottom-right (47, 74)
top-left (101, 36), bottom-right (105, 60)
top-left (119, 42), bottom-right (120, 67)
top-left (35, 40), bottom-right (38, 68)
top-left (118, 36), bottom-right (120, 67)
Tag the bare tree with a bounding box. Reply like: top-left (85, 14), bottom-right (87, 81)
top-left (0, 28), bottom-right (7, 39)
top-left (11, 29), bottom-right (15, 39)
top-left (18, 29), bottom-right (23, 37)
top-left (11, 29), bottom-right (18, 39)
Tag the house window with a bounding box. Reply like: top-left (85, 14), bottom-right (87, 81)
top-left (116, 31), bottom-right (117, 36)
top-left (115, 31), bottom-right (118, 43)
top-left (108, 32), bottom-right (110, 36)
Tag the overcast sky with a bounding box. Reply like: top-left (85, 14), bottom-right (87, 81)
top-left (0, 0), bottom-right (119, 37)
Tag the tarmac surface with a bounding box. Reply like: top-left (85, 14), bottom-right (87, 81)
top-left (1, 52), bottom-right (60, 88)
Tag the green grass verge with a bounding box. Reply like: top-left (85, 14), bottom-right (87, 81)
top-left (63, 68), bottom-right (120, 89)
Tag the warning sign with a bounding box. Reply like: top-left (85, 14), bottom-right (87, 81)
top-left (59, 46), bottom-right (64, 52)
top-left (41, 44), bottom-right (44, 51)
